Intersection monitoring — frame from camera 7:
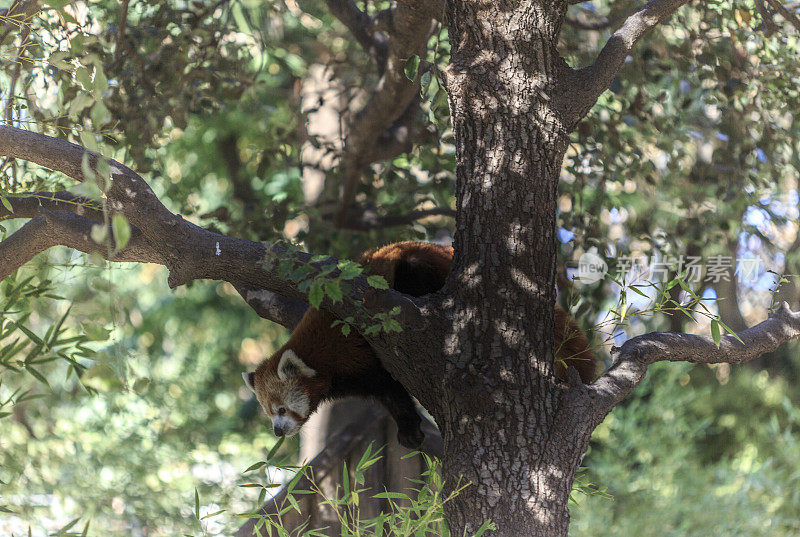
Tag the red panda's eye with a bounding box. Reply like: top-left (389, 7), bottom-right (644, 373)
top-left (278, 407), bottom-right (286, 416)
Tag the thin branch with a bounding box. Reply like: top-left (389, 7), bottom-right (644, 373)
top-left (764, 0), bottom-right (800, 31)
top-left (561, 0), bottom-right (692, 127)
top-left (587, 302), bottom-right (800, 420)
top-left (2, 0), bottom-right (38, 123)
top-left (114, 0), bottom-right (130, 61)
top-left (324, 0), bottom-right (389, 68)
top-left (755, 0), bottom-right (780, 35)
top-left (0, 191), bottom-right (104, 222)
top-left (0, 0), bottom-right (39, 48)
top-left (564, 16), bottom-right (614, 31)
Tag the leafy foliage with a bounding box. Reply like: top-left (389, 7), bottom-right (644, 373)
top-left (1, 0), bottom-right (800, 535)
top-left (242, 442), bottom-right (494, 537)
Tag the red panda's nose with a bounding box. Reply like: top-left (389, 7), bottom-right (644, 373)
top-left (273, 424), bottom-right (286, 436)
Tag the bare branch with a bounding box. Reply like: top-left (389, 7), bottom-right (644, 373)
top-left (324, 0), bottom-right (389, 67)
top-left (2, 1), bottom-right (38, 123)
top-left (587, 303), bottom-right (800, 420)
top-left (333, 2), bottom-right (441, 226)
top-left (232, 283), bottom-right (308, 330)
top-left (334, 206), bottom-right (456, 231)
top-left (564, 15), bottom-right (614, 31)
top-left (114, 0), bottom-right (130, 61)
top-left (764, 0), bottom-right (800, 31)
top-left (756, 0), bottom-right (780, 35)
top-left (561, 0), bottom-right (691, 127)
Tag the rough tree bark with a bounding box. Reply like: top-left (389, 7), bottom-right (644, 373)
top-left (3, 1), bottom-right (800, 536)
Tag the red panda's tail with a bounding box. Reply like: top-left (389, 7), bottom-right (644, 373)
top-left (554, 305), bottom-right (597, 383)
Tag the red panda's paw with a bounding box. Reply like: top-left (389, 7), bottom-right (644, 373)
top-left (397, 424), bottom-right (425, 450)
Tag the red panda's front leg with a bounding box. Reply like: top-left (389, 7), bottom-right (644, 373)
top-left (377, 375), bottom-right (424, 449)
top-left (328, 367), bottom-right (424, 449)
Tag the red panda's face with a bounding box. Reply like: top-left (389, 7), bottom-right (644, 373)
top-left (243, 349), bottom-right (318, 438)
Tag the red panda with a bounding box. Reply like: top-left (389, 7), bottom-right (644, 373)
top-left (243, 241), bottom-right (597, 449)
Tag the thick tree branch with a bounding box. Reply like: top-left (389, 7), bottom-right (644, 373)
top-left (0, 193), bottom-right (314, 334)
top-left (0, 126), bottom-right (180, 242)
top-left (0, 127), bottom-right (428, 353)
top-left (560, 0), bottom-right (691, 127)
top-left (0, 209), bottom-right (160, 276)
top-left (587, 303), bottom-right (800, 420)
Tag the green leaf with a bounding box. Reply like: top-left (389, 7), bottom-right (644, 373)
top-left (75, 66), bottom-right (92, 89)
top-left (81, 364), bottom-right (120, 391)
top-left (337, 261), bottom-right (362, 280)
top-left (81, 321), bottom-right (110, 342)
top-left (717, 320), bottom-right (744, 344)
top-left (132, 377), bottom-right (150, 394)
top-left (25, 366), bottom-right (50, 387)
top-left (48, 51), bottom-right (72, 70)
top-left (68, 180), bottom-right (103, 199)
top-left (69, 92), bottom-right (95, 117)
top-left (404, 55), bottom-right (420, 81)
top-left (475, 520), bottom-right (497, 536)
top-left (1, 196), bottom-right (13, 213)
top-left (93, 65), bottom-right (108, 93)
top-left (372, 492), bottom-right (410, 500)
top-left (79, 130), bottom-right (98, 152)
top-left (266, 436), bottom-right (285, 461)
top-left (244, 461), bottom-right (267, 473)
top-left (194, 488), bottom-right (200, 520)
top-left (324, 280), bottom-right (342, 302)
top-left (201, 509), bottom-right (225, 520)
top-left (308, 281), bottom-right (324, 309)
top-left (366, 275), bottom-right (389, 290)
top-left (628, 284), bottom-right (648, 298)
top-left (710, 319), bottom-right (721, 347)
top-left (112, 213), bottom-right (131, 250)
top-left (383, 319), bottom-right (403, 333)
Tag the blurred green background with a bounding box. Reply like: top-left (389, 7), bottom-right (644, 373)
top-left (1, 0), bottom-right (799, 535)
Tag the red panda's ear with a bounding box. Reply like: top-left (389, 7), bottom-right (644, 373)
top-left (277, 349), bottom-right (316, 381)
top-left (242, 372), bottom-right (256, 393)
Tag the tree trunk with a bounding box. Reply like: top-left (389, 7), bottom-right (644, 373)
top-left (432, 3), bottom-right (589, 535)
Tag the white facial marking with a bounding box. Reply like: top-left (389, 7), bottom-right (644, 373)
top-left (272, 415), bottom-right (300, 436)
top-left (215, 242), bottom-right (221, 256)
top-left (284, 387), bottom-right (310, 418)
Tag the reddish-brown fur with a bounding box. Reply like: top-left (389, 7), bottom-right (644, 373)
top-left (248, 241), bottom-right (597, 447)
